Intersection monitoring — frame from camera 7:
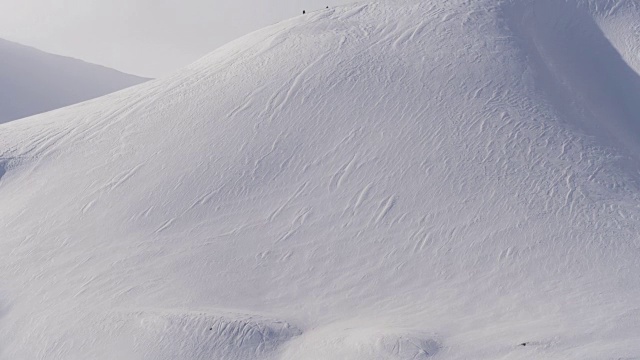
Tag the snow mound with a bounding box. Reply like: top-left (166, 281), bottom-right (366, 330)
top-left (0, 38), bottom-right (149, 124)
top-left (1, 0), bottom-right (640, 359)
top-left (281, 324), bottom-right (439, 360)
top-left (128, 310), bottom-right (299, 360)
top-left (101, 310), bottom-right (299, 360)
top-left (18, 309), bottom-right (299, 360)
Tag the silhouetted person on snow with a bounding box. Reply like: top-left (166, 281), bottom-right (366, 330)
top-left (303, 10), bottom-right (306, 14)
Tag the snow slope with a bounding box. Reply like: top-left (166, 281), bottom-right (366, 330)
top-left (1, 0), bottom-right (640, 359)
top-left (0, 38), bottom-right (148, 124)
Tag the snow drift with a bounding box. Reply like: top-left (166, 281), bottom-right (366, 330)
top-left (0, 38), bottom-right (148, 124)
top-left (1, 0), bottom-right (640, 359)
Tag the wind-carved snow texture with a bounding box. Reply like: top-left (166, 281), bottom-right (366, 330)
top-left (0, 38), bottom-right (149, 124)
top-left (1, 0), bottom-right (640, 359)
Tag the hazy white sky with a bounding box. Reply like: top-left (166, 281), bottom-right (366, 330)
top-left (0, 0), bottom-right (356, 77)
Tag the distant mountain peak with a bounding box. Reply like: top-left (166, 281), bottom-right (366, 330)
top-left (0, 38), bottom-right (149, 124)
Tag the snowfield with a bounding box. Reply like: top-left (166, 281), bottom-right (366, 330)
top-left (1, 0), bottom-right (640, 359)
top-left (0, 38), bottom-right (148, 124)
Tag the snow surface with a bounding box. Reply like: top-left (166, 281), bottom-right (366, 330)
top-left (0, 38), bottom-right (149, 124)
top-left (1, 0), bottom-right (640, 359)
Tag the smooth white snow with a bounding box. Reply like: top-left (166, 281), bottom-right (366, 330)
top-left (1, 0), bottom-right (640, 359)
top-left (0, 38), bottom-right (149, 124)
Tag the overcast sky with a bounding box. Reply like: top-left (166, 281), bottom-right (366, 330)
top-left (0, 0), bottom-right (356, 77)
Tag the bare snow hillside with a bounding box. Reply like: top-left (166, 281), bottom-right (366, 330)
top-left (0, 38), bottom-right (149, 124)
top-left (1, 0), bottom-right (640, 359)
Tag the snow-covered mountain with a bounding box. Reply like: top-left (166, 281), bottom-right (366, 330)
top-left (0, 38), bottom-right (148, 124)
top-left (1, 0), bottom-right (640, 359)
